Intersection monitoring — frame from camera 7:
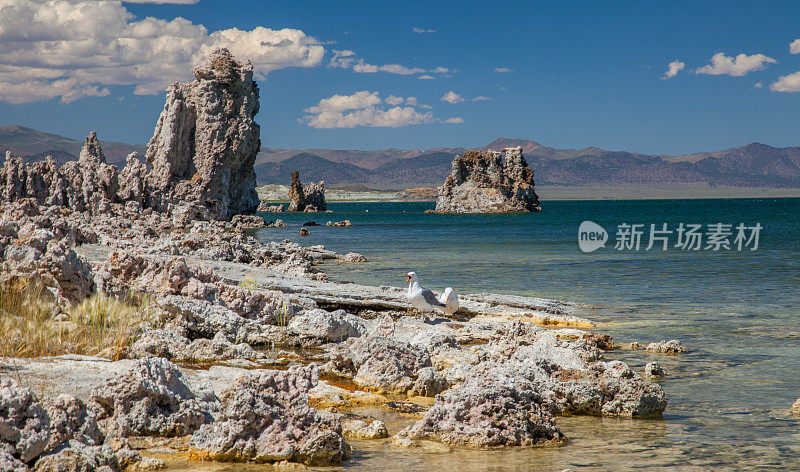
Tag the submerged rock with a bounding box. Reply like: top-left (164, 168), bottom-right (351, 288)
top-left (90, 358), bottom-right (216, 437)
top-left (189, 366), bottom-right (349, 465)
top-left (435, 146), bottom-right (540, 213)
top-left (146, 48), bottom-right (260, 220)
top-left (341, 419), bottom-right (388, 440)
top-left (643, 362), bottom-right (668, 379)
top-left (288, 171), bottom-right (326, 212)
top-left (646, 339), bottom-right (688, 353)
top-left (791, 399), bottom-right (800, 414)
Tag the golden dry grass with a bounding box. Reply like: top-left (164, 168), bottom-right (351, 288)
top-left (0, 278), bottom-right (151, 360)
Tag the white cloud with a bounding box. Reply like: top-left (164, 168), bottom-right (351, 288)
top-left (791, 39), bottom-right (800, 55)
top-left (695, 52), bottom-right (776, 77)
top-left (770, 71), bottom-right (800, 92)
top-left (440, 91), bottom-right (490, 103)
top-left (443, 117), bottom-right (464, 124)
top-left (329, 49), bottom-right (356, 69)
top-left (0, 0), bottom-right (324, 103)
top-left (327, 50), bottom-right (450, 77)
top-left (440, 91), bottom-right (464, 104)
top-left (754, 82), bottom-right (763, 88)
top-left (418, 75), bottom-right (435, 80)
top-left (353, 60), bottom-right (426, 75)
top-left (385, 95), bottom-right (405, 106)
top-left (494, 67), bottom-right (513, 73)
top-left (662, 60), bottom-right (685, 79)
top-left (302, 91), bottom-right (435, 128)
top-left (412, 27), bottom-right (436, 34)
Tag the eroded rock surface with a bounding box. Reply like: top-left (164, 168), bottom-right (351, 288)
top-left (288, 171), bottom-right (326, 212)
top-left (189, 366), bottom-right (348, 465)
top-left (146, 48), bottom-right (260, 220)
top-left (90, 358), bottom-right (216, 437)
top-left (435, 146), bottom-right (541, 213)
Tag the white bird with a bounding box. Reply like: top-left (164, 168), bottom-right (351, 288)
top-left (438, 287), bottom-right (459, 315)
top-left (403, 272), bottom-right (451, 319)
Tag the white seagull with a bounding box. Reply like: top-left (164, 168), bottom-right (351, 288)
top-left (438, 287), bottom-right (459, 315)
top-left (403, 272), bottom-right (459, 318)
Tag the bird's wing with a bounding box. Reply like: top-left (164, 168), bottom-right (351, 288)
top-left (421, 288), bottom-right (445, 307)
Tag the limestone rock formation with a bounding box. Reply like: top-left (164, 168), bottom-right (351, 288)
top-left (188, 366), bottom-right (349, 465)
top-left (146, 48), bottom-right (260, 220)
top-left (435, 146), bottom-right (541, 213)
top-left (0, 133), bottom-right (123, 214)
top-left (288, 171), bottom-right (326, 212)
top-left (90, 358), bottom-right (216, 437)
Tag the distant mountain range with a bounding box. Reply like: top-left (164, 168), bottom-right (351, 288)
top-left (0, 125), bottom-right (146, 165)
top-left (2, 125), bottom-right (799, 190)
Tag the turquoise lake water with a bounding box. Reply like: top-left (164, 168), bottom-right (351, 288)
top-left (255, 198), bottom-right (800, 471)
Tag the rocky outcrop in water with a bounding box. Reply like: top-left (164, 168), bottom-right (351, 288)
top-left (435, 146), bottom-right (541, 213)
top-left (288, 171), bottom-right (326, 212)
top-left (146, 48), bottom-right (260, 220)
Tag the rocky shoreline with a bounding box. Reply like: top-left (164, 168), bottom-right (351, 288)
top-left (1, 49), bottom-right (676, 472)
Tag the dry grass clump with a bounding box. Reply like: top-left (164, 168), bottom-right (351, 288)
top-left (0, 278), bottom-right (151, 360)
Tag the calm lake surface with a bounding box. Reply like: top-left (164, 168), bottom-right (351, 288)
top-left (255, 198), bottom-right (800, 471)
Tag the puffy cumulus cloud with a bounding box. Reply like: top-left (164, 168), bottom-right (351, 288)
top-left (695, 52), bottom-right (776, 77)
top-left (443, 117), bottom-right (464, 124)
top-left (301, 91), bottom-right (437, 128)
top-left (662, 60), bottom-right (685, 79)
top-left (770, 71), bottom-right (800, 92)
top-left (418, 74), bottom-right (435, 80)
top-left (440, 91), bottom-right (464, 104)
top-left (0, 0), bottom-right (324, 103)
top-left (791, 39), bottom-right (800, 55)
top-left (412, 27), bottom-right (436, 33)
top-left (494, 67), bottom-right (513, 73)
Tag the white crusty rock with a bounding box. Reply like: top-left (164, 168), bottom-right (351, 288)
top-left (117, 152), bottom-right (148, 205)
top-left (288, 309), bottom-right (367, 344)
top-left (397, 373), bottom-right (563, 447)
top-left (435, 146), bottom-right (541, 213)
top-left (44, 394), bottom-right (104, 451)
top-left (0, 378), bottom-right (50, 463)
top-left (146, 48), bottom-right (260, 220)
top-left (189, 366), bottom-right (349, 466)
top-left (90, 358), bottom-right (216, 437)
top-left (326, 336), bottom-right (433, 394)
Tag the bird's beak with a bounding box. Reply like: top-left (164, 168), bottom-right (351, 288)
top-left (403, 273), bottom-right (411, 284)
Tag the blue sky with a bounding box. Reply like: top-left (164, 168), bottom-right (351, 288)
top-left (1, 0), bottom-right (799, 155)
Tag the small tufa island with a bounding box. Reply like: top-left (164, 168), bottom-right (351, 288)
top-left (435, 146), bottom-right (542, 213)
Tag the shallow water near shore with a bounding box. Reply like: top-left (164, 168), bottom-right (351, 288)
top-left (254, 198), bottom-right (800, 470)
